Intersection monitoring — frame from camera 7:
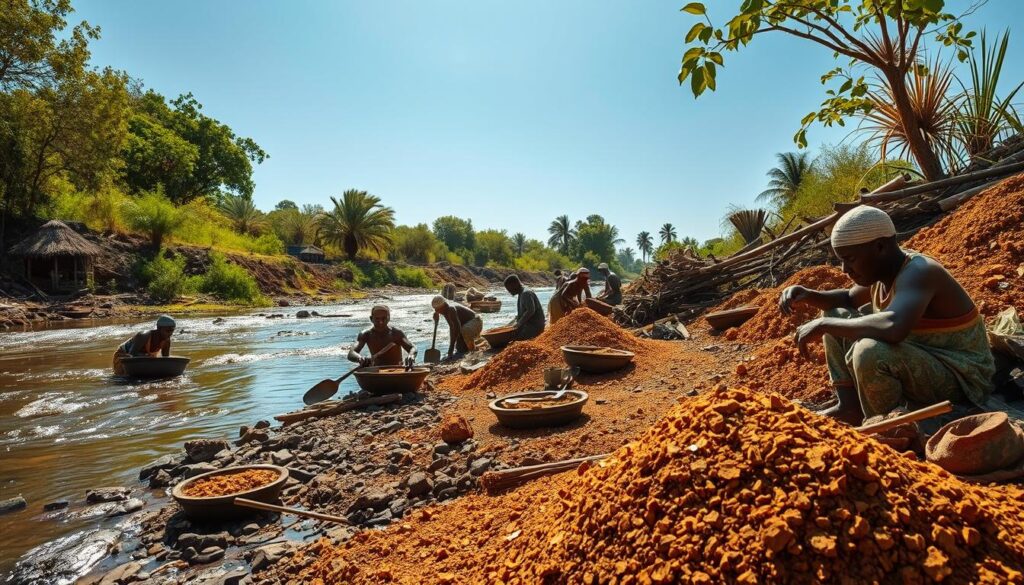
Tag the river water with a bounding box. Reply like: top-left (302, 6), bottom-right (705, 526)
top-left (0, 288), bottom-right (554, 578)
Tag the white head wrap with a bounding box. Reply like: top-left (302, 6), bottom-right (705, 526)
top-left (830, 206), bottom-right (896, 249)
top-left (431, 296), bottom-right (447, 310)
top-left (156, 315), bottom-right (176, 328)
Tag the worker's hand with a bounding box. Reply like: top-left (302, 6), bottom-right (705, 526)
top-left (432, 312), bottom-right (440, 323)
top-left (404, 355), bottom-right (416, 368)
top-left (794, 318), bottom-right (825, 359)
top-left (779, 285), bottom-right (809, 316)
top-left (359, 356), bottom-right (372, 367)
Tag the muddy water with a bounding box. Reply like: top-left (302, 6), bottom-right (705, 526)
top-left (0, 289), bottom-right (553, 577)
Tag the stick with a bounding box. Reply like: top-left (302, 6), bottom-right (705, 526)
top-left (938, 174), bottom-right (1020, 212)
top-left (855, 401), bottom-right (952, 435)
top-left (234, 497), bottom-right (348, 524)
top-left (861, 160), bottom-right (1024, 203)
top-left (274, 393), bottom-right (402, 424)
top-left (480, 454), bottom-right (610, 494)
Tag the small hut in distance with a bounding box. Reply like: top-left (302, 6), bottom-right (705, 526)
top-left (8, 220), bottom-right (103, 293)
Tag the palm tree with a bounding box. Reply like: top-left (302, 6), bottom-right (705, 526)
top-left (636, 231), bottom-right (653, 263)
top-left (511, 232), bottom-right (527, 257)
top-left (757, 152), bottom-right (813, 206)
top-left (317, 189), bottom-right (395, 259)
top-left (276, 208), bottom-right (318, 246)
top-left (218, 195), bottom-right (267, 235)
top-left (726, 208), bottom-right (769, 245)
top-left (659, 223), bottom-right (676, 245)
top-left (547, 215), bottom-right (576, 255)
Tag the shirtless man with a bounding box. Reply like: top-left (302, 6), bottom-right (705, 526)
top-left (780, 206), bottom-right (994, 425)
top-left (347, 305), bottom-right (417, 367)
top-left (548, 267), bottom-right (592, 324)
top-left (596, 262), bottom-right (622, 306)
top-left (112, 315), bottom-right (175, 375)
top-left (431, 296), bottom-right (483, 358)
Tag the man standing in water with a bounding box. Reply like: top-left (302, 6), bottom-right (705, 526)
top-left (780, 206), bottom-right (994, 425)
top-left (548, 267), bottom-right (591, 323)
top-left (112, 315), bottom-right (176, 375)
top-left (503, 274), bottom-right (545, 341)
top-left (431, 296), bottom-right (483, 358)
top-left (348, 305), bottom-right (417, 367)
top-left (596, 262), bottom-right (623, 306)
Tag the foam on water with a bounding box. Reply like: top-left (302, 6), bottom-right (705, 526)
top-left (16, 394), bottom-right (91, 418)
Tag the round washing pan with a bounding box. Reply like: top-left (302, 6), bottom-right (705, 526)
top-left (481, 326), bottom-right (518, 350)
top-left (120, 356), bottom-right (190, 379)
top-left (353, 366), bottom-right (431, 395)
top-left (705, 306), bottom-right (759, 330)
top-left (560, 345), bottom-right (635, 374)
top-left (171, 464), bottom-right (289, 521)
top-left (489, 390), bottom-right (588, 429)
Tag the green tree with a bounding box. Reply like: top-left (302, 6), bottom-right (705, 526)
top-left (954, 30), bottom-right (1024, 159)
top-left (390, 224), bottom-right (442, 264)
top-left (636, 231), bottom-right (654, 264)
top-left (0, 0), bottom-right (95, 91)
top-left (511, 232), bottom-right (527, 257)
top-left (121, 110), bottom-right (198, 198)
top-left (617, 247), bottom-right (638, 273)
top-left (122, 188), bottom-right (186, 248)
top-left (573, 215), bottom-right (623, 267)
top-left (757, 152), bottom-right (813, 207)
top-left (475, 229), bottom-right (514, 266)
top-left (659, 223), bottom-right (676, 245)
top-left (547, 214), bottom-right (576, 255)
top-left (269, 207), bottom-right (317, 246)
top-left (275, 199), bottom-right (298, 210)
top-left (218, 194), bottom-right (266, 235)
top-left (678, 0), bottom-right (978, 180)
top-left (317, 189), bottom-right (394, 259)
top-left (432, 215), bottom-right (475, 253)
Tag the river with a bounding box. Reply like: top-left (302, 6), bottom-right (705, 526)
top-left (0, 287), bottom-right (554, 578)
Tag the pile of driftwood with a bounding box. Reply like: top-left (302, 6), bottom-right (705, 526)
top-left (619, 136), bottom-right (1024, 327)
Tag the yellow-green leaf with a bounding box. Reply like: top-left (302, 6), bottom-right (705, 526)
top-left (681, 2), bottom-right (706, 15)
top-left (685, 23), bottom-right (705, 43)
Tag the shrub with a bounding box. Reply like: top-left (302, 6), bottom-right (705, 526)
top-left (136, 253), bottom-right (196, 303)
top-left (393, 266), bottom-right (435, 288)
top-left (123, 188), bottom-right (187, 248)
top-left (196, 253), bottom-right (267, 304)
top-left (251, 233), bottom-right (285, 255)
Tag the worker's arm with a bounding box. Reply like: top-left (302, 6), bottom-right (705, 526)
top-left (447, 309), bottom-right (461, 356)
top-left (779, 284), bottom-right (870, 315)
top-left (516, 293), bottom-right (538, 329)
top-left (795, 263), bottom-right (934, 357)
top-left (583, 282), bottom-right (593, 300)
top-left (128, 332), bottom-right (147, 356)
top-left (162, 338), bottom-right (171, 357)
top-left (348, 335), bottom-right (370, 366)
top-left (396, 331), bottom-right (417, 366)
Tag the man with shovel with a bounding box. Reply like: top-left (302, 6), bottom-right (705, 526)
top-left (348, 305), bottom-right (417, 367)
top-left (431, 296), bottom-right (483, 359)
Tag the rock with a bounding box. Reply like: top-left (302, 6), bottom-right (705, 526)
top-left (190, 546), bottom-right (225, 565)
top-left (427, 457), bottom-right (448, 472)
top-left (287, 467), bottom-right (315, 483)
top-left (377, 420), bottom-right (403, 434)
top-left (296, 310), bottom-right (311, 319)
top-left (271, 449), bottom-right (294, 466)
top-left (347, 490), bottom-right (391, 513)
top-left (250, 542), bottom-right (294, 572)
top-left (8, 528), bottom-right (119, 585)
top-left (184, 439), bottom-right (230, 463)
top-left (254, 420), bottom-right (271, 429)
top-left (97, 560), bottom-right (143, 585)
top-left (86, 487), bottom-right (130, 504)
top-left (43, 499), bottom-right (69, 511)
top-left (241, 523), bottom-right (260, 536)
top-left (439, 414), bottom-right (473, 444)
top-left (406, 472), bottom-right (433, 497)
top-left (388, 448), bottom-right (413, 465)
top-left (436, 487), bottom-right (458, 501)
top-left (149, 469), bottom-right (172, 488)
top-left (139, 454), bottom-right (182, 480)
top-left (177, 532), bottom-right (229, 551)
top-left (182, 463), bottom-right (218, 478)
top-left (212, 317), bottom-right (226, 324)
top-left (236, 429), bottom-right (269, 446)
top-left (469, 457), bottom-right (492, 476)
top-left (0, 496), bottom-right (27, 515)
top-left (278, 300), bottom-right (290, 307)
top-left (432, 443), bottom-right (453, 457)
top-left (107, 498), bottom-right (145, 518)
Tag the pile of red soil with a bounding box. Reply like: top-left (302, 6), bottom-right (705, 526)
top-left (736, 337), bottom-right (833, 404)
top-left (907, 174), bottom-right (1024, 316)
top-left (282, 387), bottom-right (1024, 584)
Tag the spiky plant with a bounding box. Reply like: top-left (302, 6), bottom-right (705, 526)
top-left (954, 30), bottom-right (1024, 160)
top-left (757, 152), bottom-right (813, 206)
top-left (636, 231), bottom-right (653, 264)
top-left (726, 209), bottom-right (769, 245)
top-left (511, 232), bottom-right (527, 257)
top-left (218, 195), bottom-right (267, 235)
top-left (317, 189), bottom-right (394, 259)
top-left (659, 223), bottom-right (677, 245)
top-left (547, 215), bottom-right (576, 255)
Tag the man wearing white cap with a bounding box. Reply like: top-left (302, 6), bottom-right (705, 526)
top-left (112, 315), bottom-right (176, 375)
top-left (779, 206), bottom-right (994, 425)
top-left (431, 296), bottom-right (483, 358)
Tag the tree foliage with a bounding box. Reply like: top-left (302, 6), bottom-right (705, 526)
top-left (757, 151), bottom-right (813, 206)
top-left (635, 231), bottom-right (654, 264)
top-left (432, 215), bottom-right (475, 254)
top-left (317, 189), bottom-right (394, 259)
top-left (547, 214), bottom-right (576, 255)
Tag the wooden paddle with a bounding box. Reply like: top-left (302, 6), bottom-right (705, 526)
top-left (302, 343), bottom-right (396, 405)
top-left (234, 497), bottom-right (348, 524)
top-left (424, 319), bottom-right (441, 364)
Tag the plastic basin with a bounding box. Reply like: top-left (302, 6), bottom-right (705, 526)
top-left (584, 298), bottom-right (614, 316)
top-left (353, 366), bottom-right (430, 395)
top-left (470, 300), bottom-right (502, 313)
top-left (705, 306), bottom-right (759, 330)
top-left (171, 464), bottom-right (289, 521)
top-left (560, 345), bottom-right (635, 374)
top-left (120, 356), bottom-right (190, 379)
top-left (489, 390), bottom-right (588, 429)
top-left (482, 326), bottom-right (517, 349)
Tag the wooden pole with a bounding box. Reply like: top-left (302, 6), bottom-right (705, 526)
top-left (938, 174), bottom-right (1020, 212)
top-left (855, 401), bottom-right (952, 435)
top-left (234, 497), bottom-right (348, 524)
top-left (861, 159), bottom-right (1024, 203)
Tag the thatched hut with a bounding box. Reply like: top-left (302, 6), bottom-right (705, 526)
top-left (298, 245), bottom-right (325, 263)
top-left (8, 220), bottom-right (103, 293)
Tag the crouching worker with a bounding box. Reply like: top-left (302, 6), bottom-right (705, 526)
top-left (503, 274), bottom-right (545, 341)
top-left (113, 315), bottom-right (175, 375)
top-left (780, 206), bottom-right (994, 426)
top-left (431, 296), bottom-right (483, 359)
top-left (348, 305), bottom-right (417, 367)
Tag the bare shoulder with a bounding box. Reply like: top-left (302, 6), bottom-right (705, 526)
top-left (389, 327), bottom-right (406, 339)
top-left (899, 254), bottom-right (957, 288)
top-left (356, 328), bottom-right (373, 341)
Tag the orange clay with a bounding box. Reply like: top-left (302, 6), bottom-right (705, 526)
top-left (181, 469), bottom-right (278, 498)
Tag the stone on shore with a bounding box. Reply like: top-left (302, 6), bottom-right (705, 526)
top-left (0, 496), bottom-right (27, 515)
top-left (184, 439), bottom-right (230, 463)
top-left (86, 487), bottom-right (130, 504)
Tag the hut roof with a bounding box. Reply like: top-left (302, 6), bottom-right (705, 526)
top-left (300, 246), bottom-right (324, 255)
top-left (8, 220), bottom-right (104, 258)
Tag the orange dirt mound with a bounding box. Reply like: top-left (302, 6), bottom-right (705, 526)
top-left (907, 174), bottom-right (1024, 316)
top-left (534, 307), bottom-right (646, 353)
top-left (285, 387), bottom-right (1024, 584)
top-left (181, 469), bottom-right (278, 498)
top-left (736, 337), bottom-right (833, 404)
top-left (460, 341), bottom-right (560, 392)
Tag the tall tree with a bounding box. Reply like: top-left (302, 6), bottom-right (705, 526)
top-left (757, 152), bottom-right (813, 206)
top-left (573, 215), bottom-right (623, 267)
top-left (218, 194), bottom-right (266, 235)
top-left (432, 215), bottom-right (475, 253)
top-left (511, 232), bottom-right (527, 257)
top-left (547, 215), bottom-right (576, 255)
top-left (636, 231), bottom-right (654, 264)
top-left (659, 223), bottom-right (677, 245)
top-left (0, 0), bottom-right (95, 91)
top-left (275, 199), bottom-right (298, 211)
top-left (317, 189), bottom-right (394, 259)
top-left (678, 0), bottom-right (978, 180)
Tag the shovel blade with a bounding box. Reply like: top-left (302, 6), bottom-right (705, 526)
top-left (424, 348), bottom-right (441, 364)
top-left (303, 379), bottom-right (339, 405)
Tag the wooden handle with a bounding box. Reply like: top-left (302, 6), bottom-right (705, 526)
top-left (431, 319), bottom-right (438, 350)
top-left (855, 401), bottom-right (952, 435)
top-left (234, 497), bottom-right (348, 524)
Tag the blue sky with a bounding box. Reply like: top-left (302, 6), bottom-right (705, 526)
top-left (75, 1), bottom-right (1023, 245)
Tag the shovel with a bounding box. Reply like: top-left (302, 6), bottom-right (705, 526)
top-left (302, 342), bottom-right (396, 405)
top-left (424, 319), bottom-right (441, 364)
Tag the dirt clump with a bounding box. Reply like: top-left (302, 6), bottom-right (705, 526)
top-left (439, 414), bottom-right (474, 444)
top-left (735, 337), bottom-right (833, 404)
top-left (460, 341), bottom-right (560, 392)
top-left (281, 387), bottom-right (1024, 584)
top-left (906, 174), bottom-right (1024, 316)
top-left (180, 468), bottom-right (279, 498)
